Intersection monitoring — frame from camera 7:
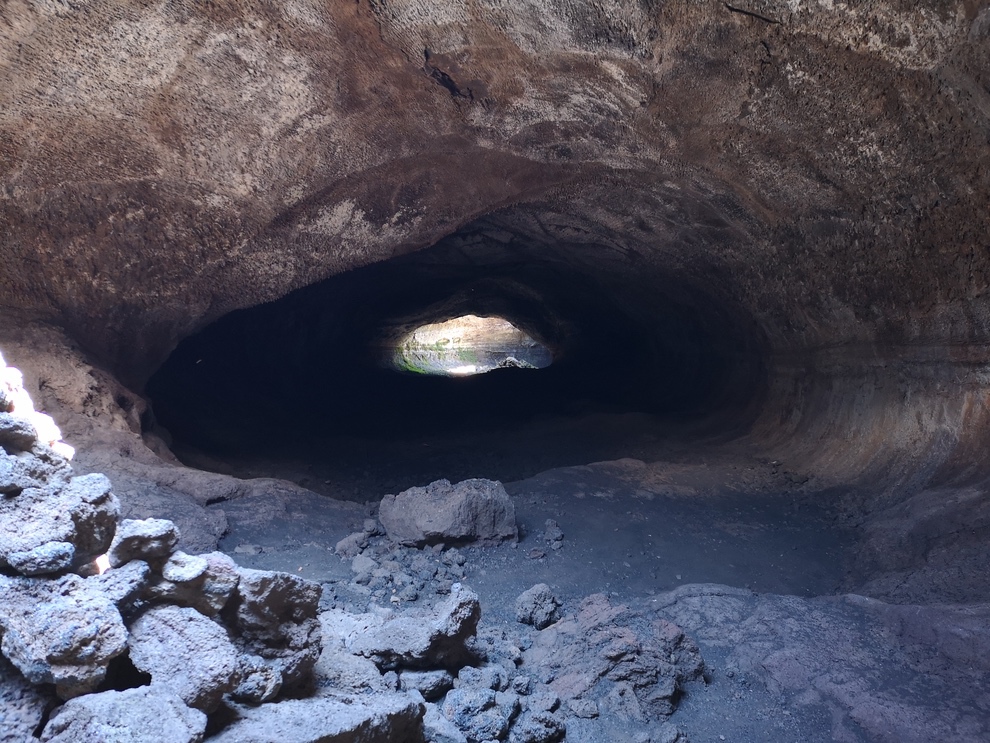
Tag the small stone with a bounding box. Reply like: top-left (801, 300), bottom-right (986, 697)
top-left (508, 711), bottom-right (566, 743)
top-left (7, 540), bottom-right (75, 575)
top-left (399, 669), bottom-right (455, 701)
top-left (161, 551), bottom-right (208, 583)
top-left (335, 531), bottom-right (367, 557)
top-left (0, 413), bottom-right (39, 452)
top-left (543, 519), bottom-right (564, 543)
top-left (107, 518), bottom-right (180, 568)
top-left (527, 549), bottom-right (546, 560)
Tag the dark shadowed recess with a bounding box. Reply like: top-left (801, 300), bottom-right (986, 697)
top-left (147, 215), bottom-right (768, 477)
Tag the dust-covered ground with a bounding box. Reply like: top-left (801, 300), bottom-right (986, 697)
top-left (208, 424), bottom-right (990, 743)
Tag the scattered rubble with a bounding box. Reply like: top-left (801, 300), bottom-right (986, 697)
top-left (0, 351), bottom-right (710, 742)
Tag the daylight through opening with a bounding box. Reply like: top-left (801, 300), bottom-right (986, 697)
top-left (387, 315), bottom-right (553, 376)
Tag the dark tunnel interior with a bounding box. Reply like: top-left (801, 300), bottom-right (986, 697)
top-left (147, 219), bottom-right (769, 491)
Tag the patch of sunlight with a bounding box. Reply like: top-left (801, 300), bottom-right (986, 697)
top-left (387, 315), bottom-right (552, 377)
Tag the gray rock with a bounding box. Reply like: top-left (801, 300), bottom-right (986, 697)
top-left (1, 654), bottom-right (57, 743)
top-left (88, 560), bottom-right (151, 608)
top-left (145, 551), bottom-right (240, 617)
top-left (424, 700), bottom-right (469, 743)
top-left (7, 540), bottom-right (74, 575)
top-left (233, 654), bottom-right (283, 704)
top-left (0, 413), bottom-right (38, 452)
top-left (508, 711), bottom-right (567, 743)
top-left (207, 694), bottom-right (425, 743)
top-left (128, 605), bottom-right (241, 712)
top-left (335, 531), bottom-right (367, 557)
top-left (515, 584), bottom-right (562, 630)
top-left (0, 573), bottom-right (127, 698)
top-left (161, 551), bottom-right (208, 583)
top-left (459, 664), bottom-right (510, 691)
top-left (0, 470), bottom-right (118, 575)
top-left (566, 698), bottom-right (599, 718)
top-left (40, 687), bottom-right (206, 743)
top-left (61, 474), bottom-right (119, 559)
top-left (440, 688), bottom-right (498, 733)
top-left (108, 518), bottom-right (180, 568)
top-left (399, 669), bottom-right (455, 701)
top-left (526, 690), bottom-right (560, 713)
top-left (347, 583), bottom-right (481, 670)
top-left (379, 478), bottom-right (518, 547)
top-left (223, 567), bottom-right (322, 691)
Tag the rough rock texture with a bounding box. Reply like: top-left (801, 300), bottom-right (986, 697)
top-left (145, 550), bottom-right (240, 617)
top-left (516, 584), bottom-right (562, 630)
top-left (222, 567), bottom-right (323, 693)
top-left (108, 517), bottom-right (181, 568)
top-left (656, 583), bottom-right (990, 742)
top-left (41, 687), bottom-right (207, 743)
top-left (128, 605), bottom-right (242, 712)
top-left (0, 654), bottom-right (56, 743)
top-left (330, 583), bottom-right (481, 671)
top-left (0, 573), bottom-right (128, 699)
top-left (524, 594), bottom-right (705, 723)
top-left (208, 695), bottom-right (426, 743)
top-left (0, 463), bottom-right (119, 575)
top-left (380, 478), bottom-right (518, 547)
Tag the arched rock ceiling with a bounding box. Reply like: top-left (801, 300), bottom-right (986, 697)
top-left (1, 0), bottom-right (989, 385)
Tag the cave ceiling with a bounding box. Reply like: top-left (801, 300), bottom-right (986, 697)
top-left (0, 0), bottom-right (988, 386)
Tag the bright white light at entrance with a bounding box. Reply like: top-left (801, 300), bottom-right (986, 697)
top-left (389, 315), bottom-right (552, 377)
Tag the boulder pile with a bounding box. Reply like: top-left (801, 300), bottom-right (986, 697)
top-left (1, 349), bottom-right (704, 742)
top-left (0, 352), bottom-right (322, 741)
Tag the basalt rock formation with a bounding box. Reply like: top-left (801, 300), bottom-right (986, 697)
top-left (1, 1), bottom-right (990, 741)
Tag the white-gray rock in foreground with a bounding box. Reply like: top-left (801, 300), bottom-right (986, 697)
top-left (0, 573), bottom-right (127, 698)
top-left (223, 567), bottom-right (323, 695)
top-left (107, 517), bottom-right (180, 568)
top-left (0, 468), bottom-right (119, 576)
top-left (41, 686), bottom-right (206, 743)
top-left (379, 478), bottom-right (518, 547)
top-left (333, 583), bottom-right (481, 671)
top-left (1, 654), bottom-right (56, 742)
top-left (128, 605), bottom-right (242, 712)
top-left (208, 694), bottom-right (425, 743)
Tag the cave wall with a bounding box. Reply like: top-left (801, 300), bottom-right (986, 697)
top-left (1, 0), bottom-right (990, 496)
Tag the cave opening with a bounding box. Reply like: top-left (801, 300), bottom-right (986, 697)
top-left (147, 211), bottom-right (770, 498)
top-left (385, 314), bottom-right (554, 377)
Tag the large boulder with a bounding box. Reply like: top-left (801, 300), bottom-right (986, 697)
top-left (207, 694), bottom-right (425, 743)
top-left (128, 605), bottom-right (242, 712)
top-left (222, 567), bottom-right (323, 695)
top-left (333, 583), bottom-right (481, 671)
top-left (0, 574), bottom-right (127, 698)
top-left (0, 467), bottom-right (119, 576)
top-left (379, 478), bottom-right (518, 547)
top-left (41, 686), bottom-right (206, 743)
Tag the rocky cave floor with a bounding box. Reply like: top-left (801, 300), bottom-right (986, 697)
top-left (183, 411), bottom-right (989, 743)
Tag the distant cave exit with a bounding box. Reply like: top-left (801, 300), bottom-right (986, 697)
top-left (386, 315), bottom-right (553, 376)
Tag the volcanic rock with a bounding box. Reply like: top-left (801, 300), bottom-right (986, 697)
top-left (340, 583), bottom-right (481, 671)
top-left (379, 478), bottom-right (518, 547)
top-left (0, 573), bottom-right (128, 698)
top-left (516, 584), bottom-right (562, 630)
top-left (207, 694), bottom-right (426, 743)
top-left (40, 686), bottom-right (206, 743)
top-left (222, 567), bottom-right (322, 692)
top-left (128, 605), bottom-right (242, 712)
top-left (107, 518), bottom-right (180, 568)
